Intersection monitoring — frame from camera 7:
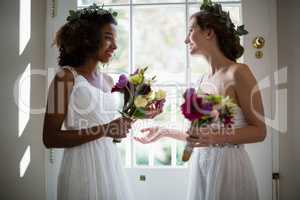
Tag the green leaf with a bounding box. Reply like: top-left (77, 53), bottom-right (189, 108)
top-left (237, 25), bottom-right (249, 36)
top-left (112, 11), bottom-right (118, 17)
top-left (69, 10), bottom-right (76, 16)
top-left (141, 66), bottom-right (148, 73)
top-left (203, 0), bottom-right (213, 6)
top-left (132, 108), bottom-right (146, 118)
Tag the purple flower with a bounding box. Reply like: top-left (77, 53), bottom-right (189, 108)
top-left (116, 74), bottom-right (128, 88)
top-left (136, 83), bottom-right (151, 95)
top-left (131, 69), bottom-right (139, 76)
top-left (223, 116), bottom-right (234, 126)
top-left (201, 103), bottom-right (213, 113)
top-left (181, 95), bottom-right (204, 121)
top-left (181, 88), bottom-right (216, 122)
top-left (112, 74), bottom-right (128, 93)
top-left (183, 88), bottom-right (196, 100)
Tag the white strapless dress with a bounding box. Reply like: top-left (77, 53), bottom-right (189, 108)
top-left (57, 67), bottom-right (133, 200)
top-left (186, 106), bottom-right (259, 200)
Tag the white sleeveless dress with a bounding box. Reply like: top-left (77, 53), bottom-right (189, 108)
top-left (186, 76), bottom-right (259, 200)
top-left (57, 67), bottom-right (133, 200)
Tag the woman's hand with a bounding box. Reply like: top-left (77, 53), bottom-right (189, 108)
top-left (103, 117), bottom-right (134, 139)
top-left (134, 127), bottom-right (167, 144)
top-left (143, 100), bottom-right (165, 119)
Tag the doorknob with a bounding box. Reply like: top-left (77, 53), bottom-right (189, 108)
top-left (252, 36), bottom-right (265, 59)
top-left (252, 36), bottom-right (265, 49)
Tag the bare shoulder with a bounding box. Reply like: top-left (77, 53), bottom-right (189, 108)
top-left (47, 68), bottom-right (75, 99)
top-left (229, 63), bottom-right (256, 84)
top-left (46, 68), bottom-right (75, 115)
top-left (54, 68), bottom-right (75, 83)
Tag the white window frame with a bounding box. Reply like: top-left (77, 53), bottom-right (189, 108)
top-left (78, 0), bottom-right (241, 168)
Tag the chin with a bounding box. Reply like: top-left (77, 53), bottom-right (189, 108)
top-left (190, 50), bottom-right (197, 55)
top-left (190, 49), bottom-right (204, 57)
top-left (99, 58), bottom-right (110, 64)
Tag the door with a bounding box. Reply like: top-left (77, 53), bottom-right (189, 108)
top-left (242, 0), bottom-right (277, 199)
top-left (0, 0), bottom-right (47, 199)
top-left (45, 0), bottom-right (277, 200)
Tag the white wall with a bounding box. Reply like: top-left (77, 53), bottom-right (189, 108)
top-left (277, 0), bottom-right (300, 199)
top-left (0, 0), bottom-right (47, 199)
top-left (126, 168), bottom-right (189, 200)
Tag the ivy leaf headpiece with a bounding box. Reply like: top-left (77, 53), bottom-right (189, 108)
top-left (200, 0), bottom-right (248, 37)
top-left (66, 3), bottom-right (118, 23)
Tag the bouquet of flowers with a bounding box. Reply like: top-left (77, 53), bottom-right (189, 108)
top-left (180, 87), bottom-right (237, 161)
top-left (111, 67), bottom-right (166, 142)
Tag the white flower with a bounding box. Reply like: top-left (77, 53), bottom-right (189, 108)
top-left (146, 91), bottom-right (155, 101)
top-left (134, 96), bottom-right (148, 108)
top-left (221, 96), bottom-right (237, 113)
top-left (154, 89), bottom-right (166, 100)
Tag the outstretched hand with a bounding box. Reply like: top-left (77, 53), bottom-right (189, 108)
top-left (134, 127), bottom-right (167, 144)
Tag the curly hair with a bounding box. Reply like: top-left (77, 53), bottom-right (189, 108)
top-left (191, 11), bottom-right (244, 61)
top-left (54, 12), bottom-right (117, 67)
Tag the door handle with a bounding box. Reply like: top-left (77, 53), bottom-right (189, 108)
top-left (252, 36), bottom-right (265, 59)
top-left (252, 36), bottom-right (265, 49)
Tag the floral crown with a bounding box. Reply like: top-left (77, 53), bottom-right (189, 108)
top-left (66, 3), bottom-right (118, 22)
top-left (200, 0), bottom-right (248, 36)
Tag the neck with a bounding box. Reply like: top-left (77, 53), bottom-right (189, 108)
top-left (76, 59), bottom-right (99, 76)
top-left (205, 48), bottom-right (235, 76)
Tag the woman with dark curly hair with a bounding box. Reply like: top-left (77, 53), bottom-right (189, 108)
top-left (43, 4), bottom-right (138, 200)
top-left (135, 1), bottom-right (266, 200)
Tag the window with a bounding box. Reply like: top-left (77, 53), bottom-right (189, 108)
top-left (78, 0), bottom-right (241, 168)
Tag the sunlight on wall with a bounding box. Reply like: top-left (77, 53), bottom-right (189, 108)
top-left (18, 63), bottom-right (31, 137)
top-left (19, 0), bottom-right (31, 55)
top-left (19, 146), bottom-right (31, 178)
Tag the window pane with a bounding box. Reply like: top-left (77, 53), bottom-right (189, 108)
top-left (189, 4), bottom-right (241, 27)
top-left (188, 5), bottom-right (208, 84)
top-left (134, 136), bottom-right (150, 166)
top-left (135, 146), bottom-right (149, 166)
top-left (189, 56), bottom-right (210, 86)
top-left (188, 4), bottom-right (241, 84)
top-left (131, 86), bottom-right (189, 167)
top-left (189, 0), bottom-right (240, 2)
top-left (78, 0), bottom-right (129, 6)
top-left (152, 86), bottom-right (186, 124)
top-left (134, 0), bottom-right (184, 3)
top-left (154, 140), bottom-right (172, 166)
top-left (132, 120), bottom-right (152, 166)
top-left (102, 6), bottom-right (130, 74)
top-left (133, 5), bottom-right (186, 84)
top-left (176, 141), bottom-right (185, 166)
top-left (151, 86), bottom-right (189, 166)
top-left (220, 5), bottom-right (241, 26)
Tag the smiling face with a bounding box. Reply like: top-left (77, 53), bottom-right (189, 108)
top-left (185, 17), bottom-right (213, 57)
top-left (97, 23), bottom-right (118, 63)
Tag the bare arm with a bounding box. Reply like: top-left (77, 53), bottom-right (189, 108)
top-left (164, 129), bottom-right (188, 141)
top-left (134, 127), bottom-right (188, 144)
top-left (228, 64), bottom-right (266, 143)
top-left (188, 64), bottom-right (267, 146)
top-left (43, 69), bottom-right (131, 148)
